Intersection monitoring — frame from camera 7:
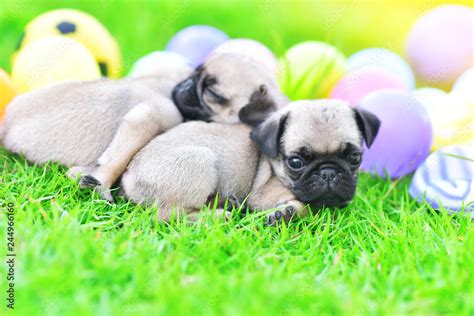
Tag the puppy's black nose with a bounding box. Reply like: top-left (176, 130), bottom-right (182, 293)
top-left (319, 166), bottom-right (337, 181)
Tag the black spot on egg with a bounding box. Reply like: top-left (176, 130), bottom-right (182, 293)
top-left (99, 62), bottom-right (108, 77)
top-left (57, 21), bottom-right (76, 34)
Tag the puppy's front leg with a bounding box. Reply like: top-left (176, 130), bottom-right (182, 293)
top-left (76, 98), bottom-right (182, 200)
top-left (250, 176), bottom-right (308, 226)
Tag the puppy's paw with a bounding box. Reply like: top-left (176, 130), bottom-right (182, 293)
top-left (79, 175), bottom-right (115, 202)
top-left (225, 193), bottom-right (244, 212)
top-left (266, 200), bottom-right (304, 226)
top-left (79, 174), bottom-right (101, 188)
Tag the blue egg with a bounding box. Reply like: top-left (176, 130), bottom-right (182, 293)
top-left (409, 144), bottom-right (474, 217)
top-left (347, 48), bottom-right (416, 89)
top-left (129, 51), bottom-right (192, 78)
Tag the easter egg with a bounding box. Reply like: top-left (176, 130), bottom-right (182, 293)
top-left (330, 68), bottom-right (409, 106)
top-left (406, 5), bottom-right (474, 89)
top-left (452, 67), bottom-right (474, 103)
top-left (14, 9), bottom-right (122, 78)
top-left (166, 25), bottom-right (229, 68)
top-left (346, 48), bottom-right (416, 88)
top-left (208, 39), bottom-right (278, 76)
top-left (278, 41), bottom-right (345, 100)
top-left (414, 88), bottom-right (474, 150)
top-left (360, 90), bottom-right (433, 179)
top-left (12, 36), bottom-right (101, 92)
top-left (129, 51), bottom-right (192, 78)
top-left (0, 69), bottom-right (17, 119)
top-left (413, 87), bottom-right (447, 105)
top-left (409, 144), bottom-right (473, 217)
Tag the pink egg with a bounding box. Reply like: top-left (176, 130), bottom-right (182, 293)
top-left (329, 68), bottom-right (409, 106)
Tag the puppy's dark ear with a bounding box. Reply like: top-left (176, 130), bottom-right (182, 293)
top-left (353, 107), bottom-right (381, 148)
top-left (194, 65), bottom-right (205, 73)
top-left (250, 112), bottom-right (288, 158)
top-left (239, 85), bottom-right (278, 127)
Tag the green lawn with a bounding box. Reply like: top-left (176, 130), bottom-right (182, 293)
top-left (1, 1), bottom-right (473, 315)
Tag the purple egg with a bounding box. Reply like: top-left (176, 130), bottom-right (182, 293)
top-left (166, 25), bottom-right (229, 67)
top-left (360, 90), bottom-right (433, 179)
top-left (406, 5), bottom-right (474, 89)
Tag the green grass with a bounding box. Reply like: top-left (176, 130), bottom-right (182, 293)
top-left (1, 148), bottom-right (472, 315)
top-left (1, 0), bottom-right (473, 315)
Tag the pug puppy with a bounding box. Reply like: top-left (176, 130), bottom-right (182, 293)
top-left (119, 99), bottom-right (381, 224)
top-left (0, 53), bottom-right (286, 200)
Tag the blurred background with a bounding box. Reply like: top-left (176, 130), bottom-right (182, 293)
top-left (1, 0), bottom-right (472, 73)
top-left (0, 0), bottom-right (472, 205)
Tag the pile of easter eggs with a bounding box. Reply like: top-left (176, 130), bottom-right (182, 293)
top-left (324, 4), bottom-right (472, 216)
top-left (1, 5), bottom-right (472, 216)
top-left (137, 5), bottom-right (471, 215)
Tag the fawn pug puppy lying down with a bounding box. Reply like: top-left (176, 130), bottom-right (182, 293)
top-left (120, 99), bottom-right (381, 224)
top-left (0, 53), bottom-right (286, 200)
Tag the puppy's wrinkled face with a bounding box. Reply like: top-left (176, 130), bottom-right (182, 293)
top-left (251, 100), bottom-right (381, 209)
top-left (172, 53), bottom-right (286, 123)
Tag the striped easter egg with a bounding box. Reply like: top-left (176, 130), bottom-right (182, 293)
top-left (409, 143), bottom-right (474, 218)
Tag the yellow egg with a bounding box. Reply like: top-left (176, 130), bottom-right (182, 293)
top-left (12, 36), bottom-right (101, 92)
top-left (14, 9), bottom-right (121, 78)
top-left (432, 94), bottom-right (474, 151)
top-left (414, 88), bottom-right (474, 150)
top-left (0, 69), bottom-right (17, 120)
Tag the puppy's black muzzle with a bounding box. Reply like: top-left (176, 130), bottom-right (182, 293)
top-left (291, 161), bottom-right (357, 208)
top-left (172, 76), bottom-right (214, 122)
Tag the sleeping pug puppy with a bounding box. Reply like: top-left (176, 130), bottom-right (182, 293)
top-left (0, 53), bottom-right (286, 200)
top-left (119, 99), bottom-right (381, 224)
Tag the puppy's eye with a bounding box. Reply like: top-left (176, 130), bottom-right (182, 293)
top-left (203, 76), bottom-right (216, 87)
top-left (347, 152), bottom-right (362, 166)
top-left (287, 156), bottom-right (305, 170)
top-left (204, 88), bottom-right (228, 105)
